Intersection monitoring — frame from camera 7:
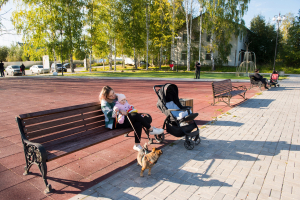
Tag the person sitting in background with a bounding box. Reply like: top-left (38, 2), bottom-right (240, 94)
top-left (254, 69), bottom-right (269, 89)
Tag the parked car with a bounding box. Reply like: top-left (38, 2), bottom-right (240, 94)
top-left (30, 65), bottom-right (50, 74)
top-left (5, 65), bottom-right (22, 76)
top-left (63, 63), bottom-right (76, 68)
top-left (140, 61), bottom-right (150, 67)
top-left (51, 63), bottom-right (67, 72)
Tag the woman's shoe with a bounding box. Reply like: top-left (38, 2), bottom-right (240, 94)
top-left (133, 144), bottom-right (142, 151)
top-left (149, 127), bottom-right (164, 135)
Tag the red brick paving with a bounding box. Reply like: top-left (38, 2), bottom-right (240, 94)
top-left (0, 77), bottom-right (259, 199)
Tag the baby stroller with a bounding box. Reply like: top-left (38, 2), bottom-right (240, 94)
top-left (154, 83), bottom-right (201, 150)
top-left (270, 73), bottom-right (280, 87)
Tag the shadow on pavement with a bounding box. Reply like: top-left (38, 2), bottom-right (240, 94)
top-left (237, 99), bottom-right (275, 108)
top-left (48, 136), bottom-right (300, 199)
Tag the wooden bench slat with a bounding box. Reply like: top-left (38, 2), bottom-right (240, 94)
top-left (22, 105), bottom-right (101, 126)
top-left (42, 126), bottom-right (108, 148)
top-left (46, 128), bottom-right (133, 160)
top-left (30, 121), bottom-right (106, 143)
top-left (26, 116), bottom-right (104, 139)
top-left (19, 102), bottom-right (100, 119)
top-left (24, 111), bottom-right (104, 133)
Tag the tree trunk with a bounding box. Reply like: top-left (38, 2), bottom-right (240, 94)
top-left (160, 45), bottom-right (162, 70)
top-left (146, 2), bottom-right (149, 70)
top-left (109, 39), bottom-right (112, 70)
top-left (53, 48), bottom-right (57, 72)
top-left (70, 53), bottom-right (74, 73)
top-left (185, 0), bottom-right (190, 71)
top-left (122, 53), bottom-right (124, 68)
top-left (210, 36), bottom-right (215, 70)
top-left (189, 1), bottom-right (192, 70)
top-left (138, 53), bottom-right (140, 68)
top-left (134, 47), bottom-right (137, 69)
top-left (171, 1), bottom-right (175, 70)
top-left (114, 39), bottom-right (116, 71)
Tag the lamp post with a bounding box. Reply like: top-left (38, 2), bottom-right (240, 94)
top-left (175, 36), bottom-right (182, 72)
top-left (60, 29), bottom-right (64, 76)
top-left (272, 13), bottom-right (285, 72)
top-left (199, 5), bottom-right (203, 64)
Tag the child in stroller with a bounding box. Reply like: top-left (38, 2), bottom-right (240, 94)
top-left (270, 71), bottom-right (280, 87)
top-left (154, 83), bottom-right (201, 150)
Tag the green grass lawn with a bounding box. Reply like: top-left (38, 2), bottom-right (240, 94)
top-left (64, 71), bottom-right (252, 79)
top-left (56, 65), bottom-right (289, 80)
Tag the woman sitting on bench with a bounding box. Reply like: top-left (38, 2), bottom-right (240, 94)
top-left (99, 86), bottom-right (164, 151)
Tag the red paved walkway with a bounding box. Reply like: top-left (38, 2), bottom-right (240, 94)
top-left (0, 77), bottom-right (259, 199)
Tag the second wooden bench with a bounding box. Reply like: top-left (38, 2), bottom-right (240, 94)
top-left (211, 79), bottom-right (247, 107)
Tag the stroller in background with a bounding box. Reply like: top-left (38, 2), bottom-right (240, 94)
top-left (270, 73), bottom-right (280, 87)
top-left (154, 83), bottom-right (201, 150)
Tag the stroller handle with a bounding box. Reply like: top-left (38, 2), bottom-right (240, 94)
top-left (153, 85), bottom-right (164, 93)
top-left (153, 85), bottom-right (164, 89)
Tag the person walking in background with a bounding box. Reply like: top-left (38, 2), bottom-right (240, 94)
top-left (195, 61), bottom-right (201, 79)
top-left (0, 61), bottom-right (4, 77)
top-left (20, 63), bottom-right (25, 75)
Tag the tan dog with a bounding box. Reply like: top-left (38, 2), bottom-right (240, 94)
top-left (137, 144), bottom-right (163, 177)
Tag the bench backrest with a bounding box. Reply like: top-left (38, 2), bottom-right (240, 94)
top-left (212, 79), bottom-right (232, 97)
top-left (17, 102), bottom-right (106, 144)
top-left (249, 75), bottom-right (255, 83)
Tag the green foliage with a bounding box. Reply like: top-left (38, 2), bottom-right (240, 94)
top-left (283, 10), bottom-right (300, 66)
top-left (248, 15), bottom-right (277, 64)
top-left (0, 46), bottom-right (9, 61)
top-left (200, 0), bottom-right (250, 67)
top-left (7, 43), bottom-right (24, 62)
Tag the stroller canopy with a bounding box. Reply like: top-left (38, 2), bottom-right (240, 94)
top-left (157, 83), bottom-right (183, 110)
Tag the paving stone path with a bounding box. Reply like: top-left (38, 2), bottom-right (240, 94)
top-left (71, 75), bottom-right (300, 200)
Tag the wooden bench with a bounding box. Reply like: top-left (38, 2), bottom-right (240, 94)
top-left (211, 79), bottom-right (247, 107)
top-left (15, 102), bottom-right (133, 193)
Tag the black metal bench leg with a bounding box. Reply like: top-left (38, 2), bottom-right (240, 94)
top-left (23, 163), bottom-right (34, 175)
top-left (38, 162), bottom-right (52, 193)
top-left (212, 98), bottom-right (215, 106)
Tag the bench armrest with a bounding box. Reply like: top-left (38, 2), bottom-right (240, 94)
top-left (16, 117), bottom-right (48, 162)
top-left (22, 138), bottom-right (48, 162)
top-left (232, 85), bottom-right (247, 91)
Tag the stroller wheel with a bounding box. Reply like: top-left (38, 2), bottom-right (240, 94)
top-left (194, 135), bottom-right (201, 145)
top-left (184, 136), bottom-right (195, 150)
top-left (154, 133), bottom-right (165, 143)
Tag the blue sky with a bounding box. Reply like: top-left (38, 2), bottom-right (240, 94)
top-left (0, 0), bottom-right (299, 47)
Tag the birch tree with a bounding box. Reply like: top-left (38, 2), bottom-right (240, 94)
top-left (200, 0), bottom-right (250, 70)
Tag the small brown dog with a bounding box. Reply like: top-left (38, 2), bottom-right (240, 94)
top-left (137, 144), bottom-right (163, 177)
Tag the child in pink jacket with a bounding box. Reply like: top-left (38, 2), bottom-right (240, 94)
top-left (113, 94), bottom-right (138, 124)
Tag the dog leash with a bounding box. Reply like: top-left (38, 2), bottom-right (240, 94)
top-left (126, 115), bottom-right (142, 143)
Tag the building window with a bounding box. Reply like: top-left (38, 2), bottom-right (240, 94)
top-left (206, 34), bottom-right (211, 42)
top-left (183, 34), bottom-right (187, 42)
top-left (181, 51), bottom-right (187, 60)
top-left (205, 51), bottom-right (211, 60)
